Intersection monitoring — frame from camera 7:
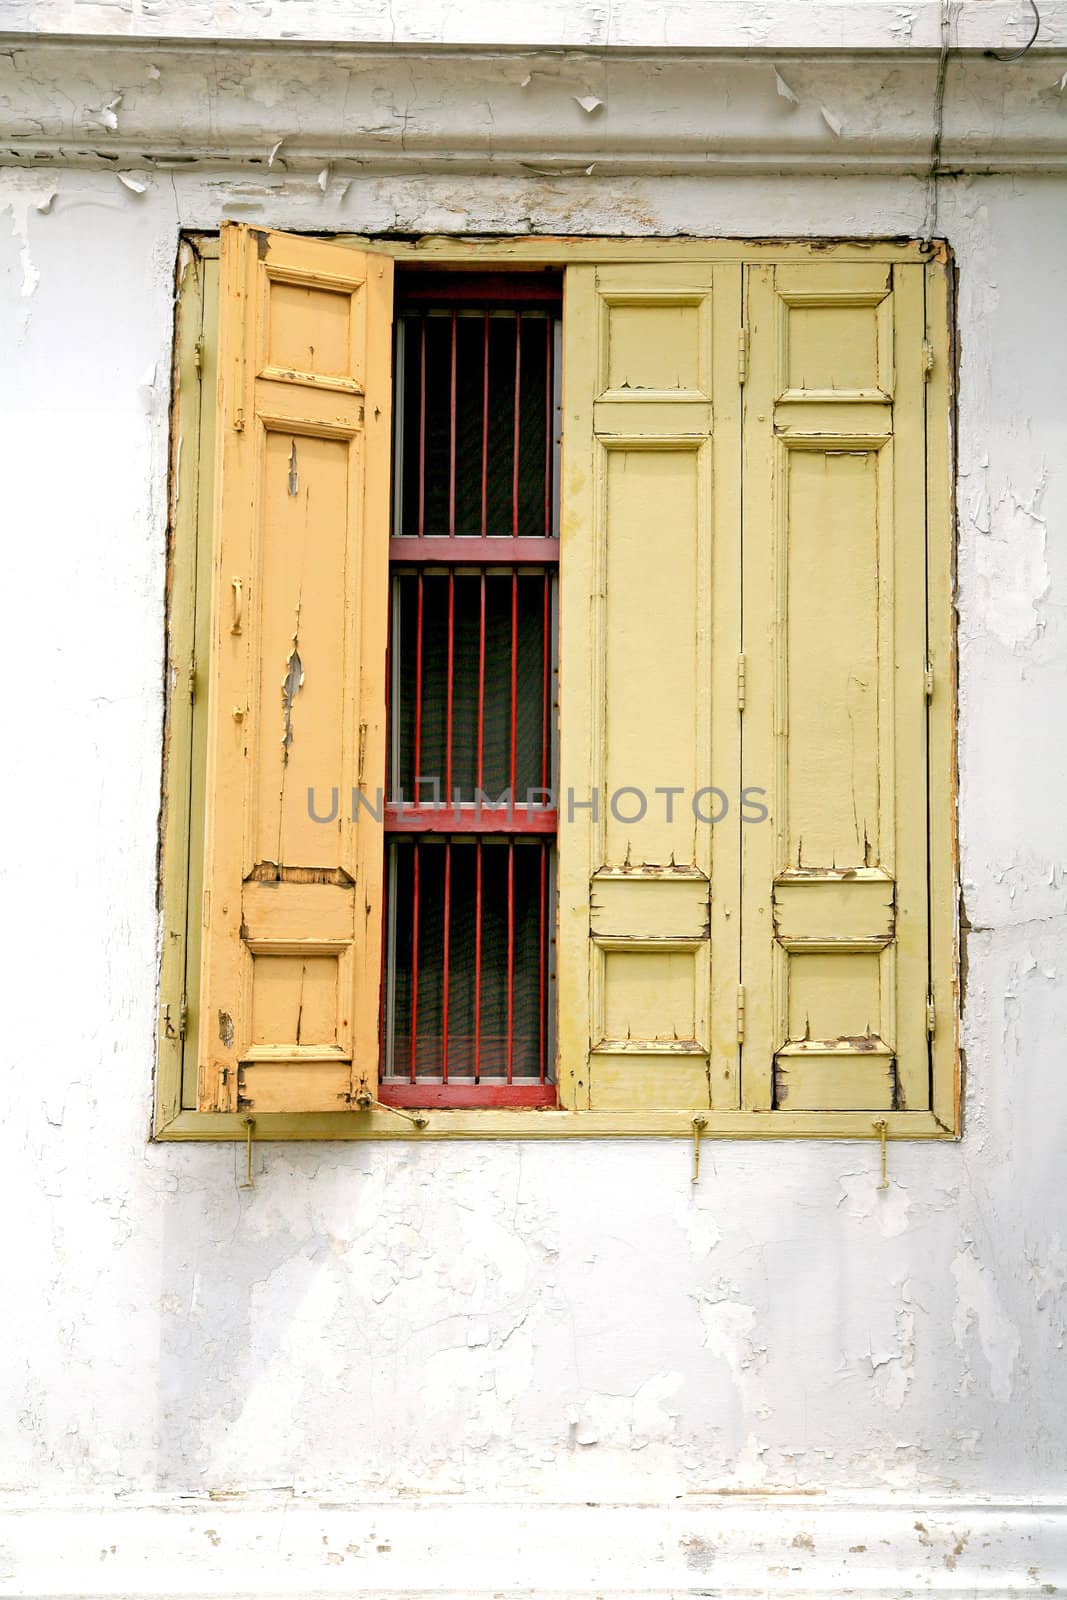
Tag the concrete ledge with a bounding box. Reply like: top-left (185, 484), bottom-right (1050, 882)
top-left (2, 41), bottom-right (1067, 175)
top-left (0, 1494), bottom-right (1064, 1597)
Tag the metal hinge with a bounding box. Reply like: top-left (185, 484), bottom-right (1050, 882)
top-left (737, 984), bottom-right (747, 1044)
top-left (922, 340), bottom-right (935, 381)
top-left (163, 997), bottom-right (187, 1041)
top-left (737, 652), bottom-right (747, 712)
top-left (188, 652), bottom-right (196, 704)
top-left (924, 663), bottom-right (934, 700)
top-left (738, 327), bottom-right (748, 386)
top-left (926, 994), bottom-right (936, 1038)
top-left (193, 337), bottom-right (204, 379)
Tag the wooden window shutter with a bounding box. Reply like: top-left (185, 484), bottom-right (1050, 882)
top-left (558, 263), bottom-right (742, 1113)
top-left (740, 260), bottom-right (933, 1115)
top-left (197, 225), bottom-right (393, 1114)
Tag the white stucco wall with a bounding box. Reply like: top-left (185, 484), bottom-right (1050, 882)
top-left (1, 9), bottom-right (1066, 1595)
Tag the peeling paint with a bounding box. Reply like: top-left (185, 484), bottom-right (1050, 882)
top-left (773, 66), bottom-right (800, 105)
top-left (952, 1244), bottom-right (1021, 1403)
top-left (2, 189), bottom-right (43, 298)
top-left (281, 635), bottom-right (304, 762)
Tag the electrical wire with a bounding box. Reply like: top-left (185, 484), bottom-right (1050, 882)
top-left (988, 0), bottom-right (1040, 62)
top-left (921, 0), bottom-right (954, 248)
top-left (923, 0), bottom-right (1040, 248)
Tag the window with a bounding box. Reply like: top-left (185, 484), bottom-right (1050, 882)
top-left (157, 227), bottom-right (957, 1140)
top-left (381, 274), bottom-right (561, 1107)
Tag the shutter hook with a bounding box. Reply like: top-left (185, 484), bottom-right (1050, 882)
top-left (691, 1115), bottom-right (708, 1184)
top-left (239, 1116), bottom-right (256, 1188)
top-left (353, 1076), bottom-right (428, 1129)
top-left (873, 1119), bottom-right (890, 1189)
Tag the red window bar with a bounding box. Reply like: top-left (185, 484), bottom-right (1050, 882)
top-left (381, 272), bottom-right (561, 1109)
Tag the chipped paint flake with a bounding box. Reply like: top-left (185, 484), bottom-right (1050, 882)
top-left (952, 1245), bottom-right (1021, 1403)
top-left (773, 67), bottom-right (800, 105)
top-left (969, 469), bottom-right (1051, 649)
top-left (2, 192), bottom-right (42, 298)
top-left (281, 637), bottom-right (304, 763)
top-left (93, 92), bottom-right (123, 132)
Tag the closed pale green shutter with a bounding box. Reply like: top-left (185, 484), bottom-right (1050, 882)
top-left (558, 262), bottom-right (742, 1113)
top-left (740, 260), bottom-right (935, 1116)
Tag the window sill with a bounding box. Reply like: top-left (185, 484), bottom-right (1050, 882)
top-left (154, 1108), bottom-right (955, 1141)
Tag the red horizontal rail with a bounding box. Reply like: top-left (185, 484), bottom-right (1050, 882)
top-left (390, 536), bottom-right (559, 565)
top-left (384, 805), bottom-right (557, 835)
top-left (378, 1082), bottom-right (558, 1109)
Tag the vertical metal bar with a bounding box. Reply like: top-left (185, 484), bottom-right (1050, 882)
top-left (418, 316), bottom-right (426, 537)
top-left (449, 308), bottom-right (457, 537)
top-left (541, 574), bottom-right (549, 792)
top-left (481, 308), bottom-right (489, 539)
top-left (546, 845), bottom-right (557, 1087)
top-left (474, 839), bottom-right (482, 1083)
top-left (551, 318), bottom-right (562, 539)
top-left (510, 568), bottom-right (518, 799)
top-left (410, 841), bottom-right (419, 1084)
top-left (478, 572), bottom-right (486, 795)
top-left (442, 840), bottom-right (451, 1084)
top-left (414, 572), bottom-right (424, 793)
top-left (383, 842), bottom-right (396, 1076)
top-left (540, 566), bottom-right (550, 1086)
top-left (539, 839), bottom-right (546, 1083)
top-left (389, 578), bottom-right (402, 801)
top-left (548, 573), bottom-right (560, 824)
top-left (512, 311), bottom-right (521, 536)
top-left (392, 318), bottom-right (406, 538)
top-left (507, 837), bottom-right (515, 1084)
top-left (446, 570), bottom-right (454, 806)
top-left (544, 313), bottom-right (552, 537)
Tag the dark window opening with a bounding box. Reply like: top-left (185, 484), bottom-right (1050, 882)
top-left (381, 272), bottom-right (562, 1107)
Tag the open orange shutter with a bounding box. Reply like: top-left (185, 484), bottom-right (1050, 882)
top-left (197, 225), bottom-right (393, 1114)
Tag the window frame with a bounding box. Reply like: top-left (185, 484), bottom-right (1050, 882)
top-left (156, 230), bottom-right (957, 1143)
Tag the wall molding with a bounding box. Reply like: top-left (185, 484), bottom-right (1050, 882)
top-left (2, 39), bottom-right (1067, 176)
top-left (5, 2), bottom-right (1067, 50)
top-left (0, 1493), bottom-right (1063, 1596)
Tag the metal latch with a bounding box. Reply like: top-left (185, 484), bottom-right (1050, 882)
top-left (162, 998), bottom-right (187, 1040)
